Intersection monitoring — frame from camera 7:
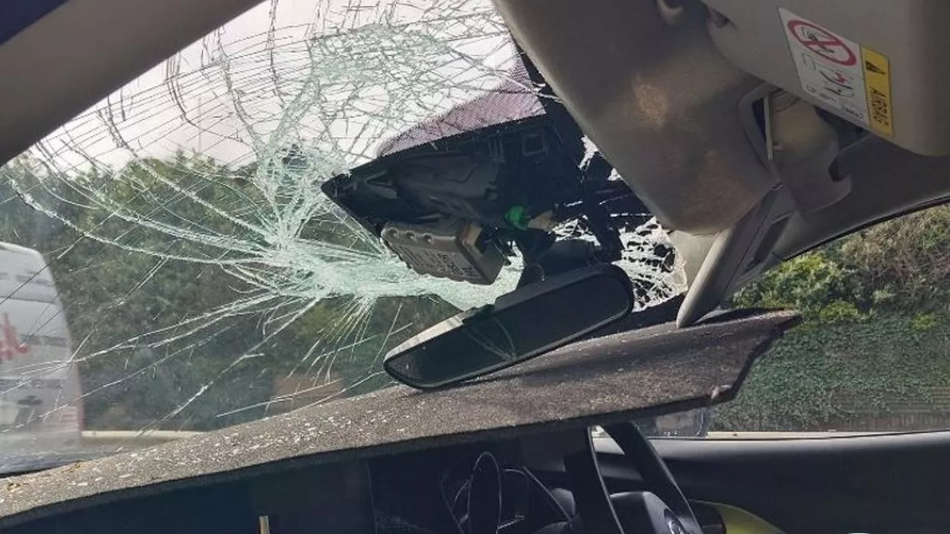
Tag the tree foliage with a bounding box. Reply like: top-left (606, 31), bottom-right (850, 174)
top-left (3, 150), bottom-right (949, 433)
top-left (0, 153), bottom-right (453, 431)
top-left (840, 207), bottom-right (950, 312)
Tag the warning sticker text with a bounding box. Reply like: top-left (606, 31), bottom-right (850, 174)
top-left (779, 8), bottom-right (893, 136)
top-left (862, 47), bottom-right (893, 136)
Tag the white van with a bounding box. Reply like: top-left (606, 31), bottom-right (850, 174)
top-left (0, 242), bottom-right (82, 453)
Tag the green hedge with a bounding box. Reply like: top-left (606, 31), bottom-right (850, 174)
top-left (714, 313), bottom-right (950, 431)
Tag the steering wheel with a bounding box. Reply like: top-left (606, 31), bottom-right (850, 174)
top-left (562, 422), bottom-right (702, 534)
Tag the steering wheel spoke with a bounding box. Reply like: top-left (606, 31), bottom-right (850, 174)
top-left (562, 424), bottom-right (701, 534)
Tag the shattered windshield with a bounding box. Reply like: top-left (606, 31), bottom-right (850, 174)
top-left (0, 0), bottom-right (682, 472)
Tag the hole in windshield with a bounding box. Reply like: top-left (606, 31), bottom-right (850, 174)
top-left (0, 0), bottom-right (683, 473)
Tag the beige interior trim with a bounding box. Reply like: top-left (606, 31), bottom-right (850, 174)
top-left (774, 137), bottom-right (950, 260)
top-left (0, 0), bottom-right (264, 165)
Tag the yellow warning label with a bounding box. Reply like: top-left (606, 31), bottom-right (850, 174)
top-left (861, 47), bottom-right (893, 136)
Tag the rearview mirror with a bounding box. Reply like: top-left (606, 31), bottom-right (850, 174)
top-left (384, 264), bottom-right (633, 389)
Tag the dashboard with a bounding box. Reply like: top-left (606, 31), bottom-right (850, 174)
top-left (4, 432), bottom-right (728, 534)
top-left (0, 311), bottom-right (798, 534)
top-left (7, 438), bottom-right (557, 534)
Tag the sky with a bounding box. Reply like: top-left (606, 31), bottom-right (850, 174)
top-left (33, 0), bottom-right (517, 171)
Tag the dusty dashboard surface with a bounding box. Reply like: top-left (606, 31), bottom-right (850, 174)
top-left (0, 309), bottom-right (797, 530)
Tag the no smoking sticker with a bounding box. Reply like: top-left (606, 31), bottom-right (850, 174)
top-left (786, 19), bottom-right (857, 66)
top-left (779, 8), bottom-right (893, 136)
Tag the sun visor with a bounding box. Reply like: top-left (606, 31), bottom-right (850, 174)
top-left (492, 0), bottom-right (774, 235)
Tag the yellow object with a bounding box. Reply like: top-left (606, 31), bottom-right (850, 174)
top-left (701, 501), bottom-right (784, 534)
top-left (862, 47), bottom-right (893, 136)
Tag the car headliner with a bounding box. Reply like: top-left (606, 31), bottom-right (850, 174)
top-left (0, 0), bottom-right (263, 166)
top-left (0, 0), bottom-right (70, 47)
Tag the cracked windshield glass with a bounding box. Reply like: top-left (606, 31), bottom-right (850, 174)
top-left (0, 0), bottom-right (684, 472)
top-left (3, 0), bottom-right (949, 473)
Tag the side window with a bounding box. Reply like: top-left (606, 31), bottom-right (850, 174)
top-left (649, 204), bottom-right (950, 437)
